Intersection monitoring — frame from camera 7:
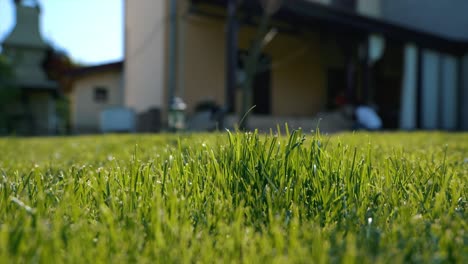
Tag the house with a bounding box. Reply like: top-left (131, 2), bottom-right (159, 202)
top-left (0, 0), bottom-right (59, 135)
top-left (67, 61), bottom-right (124, 133)
top-left (380, 0), bottom-right (468, 130)
top-left (124, 0), bottom-right (468, 131)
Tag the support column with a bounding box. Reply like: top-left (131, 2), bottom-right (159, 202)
top-left (461, 54), bottom-right (468, 130)
top-left (440, 55), bottom-right (458, 130)
top-left (177, 9), bottom-right (187, 99)
top-left (167, 0), bottom-right (178, 109)
top-left (421, 49), bottom-right (440, 130)
top-left (225, 0), bottom-right (238, 113)
top-left (399, 44), bottom-right (418, 130)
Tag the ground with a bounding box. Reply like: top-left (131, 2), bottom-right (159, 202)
top-left (0, 130), bottom-right (466, 263)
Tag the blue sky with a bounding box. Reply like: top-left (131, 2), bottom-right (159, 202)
top-left (0, 0), bottom-right (124, 65)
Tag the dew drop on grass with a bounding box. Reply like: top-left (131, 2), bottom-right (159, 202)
top-left (412, 214), bottom-right (423, 221)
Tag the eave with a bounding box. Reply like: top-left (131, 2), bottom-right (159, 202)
top-left (190, 0), bottom-right (468, 56)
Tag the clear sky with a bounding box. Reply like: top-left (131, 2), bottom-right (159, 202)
top-left (0, 0), bottom-right (124, 65)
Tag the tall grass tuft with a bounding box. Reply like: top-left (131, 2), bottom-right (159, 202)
top-left (0, 131), bottom-right (466, 263)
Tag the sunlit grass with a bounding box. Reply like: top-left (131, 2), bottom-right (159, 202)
top-left (0, 130), bottom-right (466, 263)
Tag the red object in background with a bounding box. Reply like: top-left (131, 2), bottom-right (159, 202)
top-left (334, 92), bottom-right (347, 107)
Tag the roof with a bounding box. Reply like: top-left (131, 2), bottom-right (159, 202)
top-left (17, 80), bottom-right (58, 90)
top-left (281, 1), bottom-right (467, 55)
top-left (192, 0), bottom-right (468, 56)
top-left (0, 79), bottom-right (57, 91)
top-left (2, 3), bottom-right (48, 49)
top-left (67, 61), bottom-right (123, 78)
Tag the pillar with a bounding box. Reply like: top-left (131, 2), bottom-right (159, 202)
top-left (421, 49), bottom-right (440, 129)
top-left (225, 0), bottom-right (238, 113)
top-left (399, 44), bottom-right (418, 130)
top-left (440, 55), bottom-right (458, 130)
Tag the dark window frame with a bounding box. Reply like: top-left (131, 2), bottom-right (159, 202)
top-left (94, 87), bottom-right (108, 103)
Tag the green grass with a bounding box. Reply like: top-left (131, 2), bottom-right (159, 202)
top-left (0, 130), bottom-right (466, 263)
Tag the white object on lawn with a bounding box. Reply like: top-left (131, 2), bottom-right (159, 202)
top-left (356, 106), bottom-right (382, 130)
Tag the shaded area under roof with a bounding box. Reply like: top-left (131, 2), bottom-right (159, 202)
top-left (68, 61), bottom-right (123, 78)
top-left (192, 0), bottom-right (468, 56)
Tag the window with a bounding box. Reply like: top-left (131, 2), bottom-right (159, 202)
top-left (94, 87), bottom-right (108, 103)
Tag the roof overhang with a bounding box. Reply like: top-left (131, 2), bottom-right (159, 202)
top-left (191, 0), bottom-right (468, 56)
top-left (17, 80), bottom-right (58, 90)
top-left (67, 61), bottom-right (123, 78)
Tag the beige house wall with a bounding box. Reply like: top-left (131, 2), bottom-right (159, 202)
top-left (70, 71), bottom-right (123, 133)
top-left (259, 31), bottom-right (325, 116)
top-left (181, 15), bottom-right (226, 113)
top-left (124, 0), bottom-right (166, 113)
top-left (179, 12), bottom-right (325, 117)
top-left (124, 1), bottom-right (344, 119)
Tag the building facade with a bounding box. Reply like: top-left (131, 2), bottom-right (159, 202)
top-left (124, 0), bottom-right (166, 114)
top-left (380, 0), bottom-right (468, 130)
top-left (124, 0), bottom-right (468, 131)
top-left (68, 62), bottom-right (124, 133)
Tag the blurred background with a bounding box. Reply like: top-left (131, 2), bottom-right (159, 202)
top-left (0, 0), bottom-right (467, 135)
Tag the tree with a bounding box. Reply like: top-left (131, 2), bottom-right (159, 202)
top-left (42, 46), bottom-right (77, 92)
top-left (42, 46), bottom-right (77, 134)
top-left (0, 54), bottom-right (13, 82)
top-left (239, 0), bottom-right (283, 129)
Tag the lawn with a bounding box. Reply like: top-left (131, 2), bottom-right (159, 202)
top-left (0, 130), bottom-right (466, 263)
